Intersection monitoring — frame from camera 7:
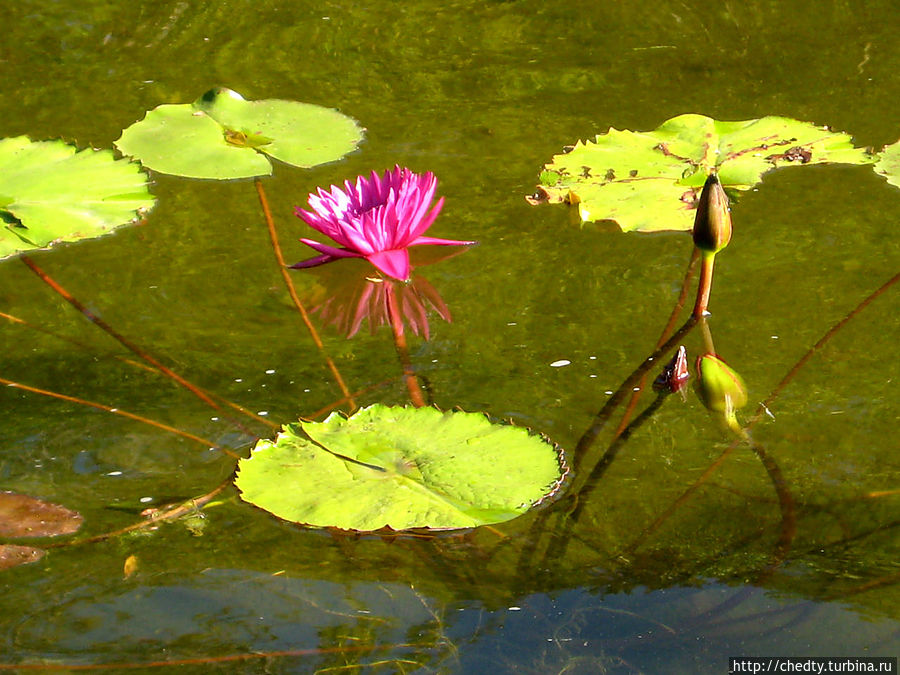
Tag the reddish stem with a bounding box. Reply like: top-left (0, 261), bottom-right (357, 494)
top-left (0, 308), bottom-right (277, 430)
top-left (45, 479), bottom-right (232, 549)
top-left (0, 375), bottom-right (237, 458)
top-left (254, 179), bottom-right (356, 410)
top-left (692, 251), bottom-right (716, 318)
top-left (626, 271), bottom-right (899, 552)
top-left (613, 247), bottom-right (699, 437)
top-left (385, 283), bottom-right (426, 407)
top-left (21, 255), bottom-right (227, 412)
top-left (0, 642), bottom-right (397, 670)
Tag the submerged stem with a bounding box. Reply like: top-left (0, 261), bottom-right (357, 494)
top-left (254, 178), bottom-right (356, 410)
top-left (385, 282), bottom-right (426, 407)
top-left (20, 255), bottom-right (262, 438)
top-left (625, 272), bottom-right (898, 555)
top-left (612, 247), bottom-right (699, 438)
top-left (0, 375), bottom-right (239, 458)
top-left (0, 307), bottom-right (276, 430)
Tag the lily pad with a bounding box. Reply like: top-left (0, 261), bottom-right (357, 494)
top-left (529, 114), bottom-right (874, 232)
top-left (0, 491), bottom-right (83, 537)
top-left (235, 404), bottom-right (568, 531)
top-left (874, 138), bottom-right (900, 188)
top-left (0, 136), bottom-right (155, 261)
top-left (0, 544), bottom-right (45, 570)
top-left (115, 87), bottom-right (364, 179)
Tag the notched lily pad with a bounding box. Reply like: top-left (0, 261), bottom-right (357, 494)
top-left (0, 136), bottom-right (155, 261)
top-left (529, 114), bottom-right (874, 232)
top-left (235, 404), bottom-right (568, 532)
top-left (0, 491), bottom-right (83, 538)
top-left (116, 87), bottom-right (364, 180)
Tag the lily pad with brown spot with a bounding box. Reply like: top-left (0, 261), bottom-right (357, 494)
top-left (530, 114), bottom-right (874, 232)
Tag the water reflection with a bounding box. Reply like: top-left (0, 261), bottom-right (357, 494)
top-left (300, 249), bottom-right (464, 407)
top-left (309, 270), bottom-right (452, 341)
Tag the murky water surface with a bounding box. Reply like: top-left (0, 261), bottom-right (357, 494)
top-left (0, 2), bottom-right (897, 672)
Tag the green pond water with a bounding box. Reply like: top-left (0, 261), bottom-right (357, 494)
top-left (0, 1), bottom-right (898, 672)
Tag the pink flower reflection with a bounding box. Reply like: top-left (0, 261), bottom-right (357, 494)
top-left (312, 272), bottom-right (452, 340)
top-left (291, 166), bottom-right (475, 281)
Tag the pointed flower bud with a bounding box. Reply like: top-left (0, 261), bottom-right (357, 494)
top-left (695, 353), bottom-right (747, 414)
top-left (692, 173), bottom-right (732, 254)
top-left (653, 345), bottom-right (691, 394)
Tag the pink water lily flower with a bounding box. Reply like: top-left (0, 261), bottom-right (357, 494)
top-left (291, 166), bottom-right (475, 281)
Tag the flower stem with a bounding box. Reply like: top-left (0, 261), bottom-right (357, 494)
top-left (699, 315), bottom-right (716, 354)
top-left (612, 246), bottom-right (699, 437)
top-left (19, 255), bottom-right (256, 436)
top-left (0, 307), bottom-right (278, 430)
top-left (254, 179), bottom-right (356, 410)
top-left (692, 251), bottom-right (716, 318)
top-left (623, 272), bottom-right (900, 555)
top-left (385, 282), bottom-right (426, 407)
top-left (0, 374), bottom-right (238, 458)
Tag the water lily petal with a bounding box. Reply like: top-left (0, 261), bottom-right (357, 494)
top-left (407, 197), bottom-right (445, 241)
top-left (366, 249), bottom-right (411, 281)
top-left (411, 235), bottom-right (478, 247)
top-left (406, 174), bottom-right (439, 236)
top-left (288, 253), bottom-right (339, 270)
top-left (291, 238), bottom-right (364, 266)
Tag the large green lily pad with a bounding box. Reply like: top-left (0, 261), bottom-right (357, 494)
top-left (529, 114), bottom-right (874, 232)
top-left (235, 404), bottom-right (568, 531)
top-left (0, 136), bottom-right (155, 261)
top-left (115, 87), bottom-right (364, 179)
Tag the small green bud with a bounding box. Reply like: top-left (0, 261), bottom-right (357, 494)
top-left (695, 353), bottom-right (747, 414)
top-left (692, 173), bottom-right (732, 254)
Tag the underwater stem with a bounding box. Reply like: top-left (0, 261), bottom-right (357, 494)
top-left (0, 307), bottom-right (276, 430)
top-left (0, 374), bottom-right (237, 458)
top-left (613, 247), bottom-right (699, 438)
top-left (624, 272), bottom-right (900, 555)
top-left (20, 255), bottom-right (245, 421)
top-left (254, 178), bottom-right (356, 410)
top-left (385, 282), bottom-right (426, 407)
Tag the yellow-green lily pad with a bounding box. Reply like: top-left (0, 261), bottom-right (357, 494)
top-left (530, 114), bottom-right (874, 232)
top-left (235, 404), bottom-right (568, 532)
top-left (116, 87), bottom-right (364, 180)
top-left (0, 136), bottom-right (154, 260)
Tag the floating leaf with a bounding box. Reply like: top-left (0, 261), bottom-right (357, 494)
top-left (116, 87), bottom-right (364, 179)
top-left (874, 138), bottom-right (900, 188)
top-left (0, 137), bottom-right (155, 261)
top-left (0, 491), bottom-right (83, 537)
top-left (235, 404), bottom-right (568, 531)
top-left (0, 544), bottom-right (45, 570)
top-left (529, 114), bottom-right (874, 232)
top-left (123, 554), bottom-right (139, 580)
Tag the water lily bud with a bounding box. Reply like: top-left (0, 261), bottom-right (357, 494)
top-left (695, 353), bottom-right (747, 413)
top-left (692, 173), bottom-right (732, 254)
top-left (653, 345), bottom-right (690, 394)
